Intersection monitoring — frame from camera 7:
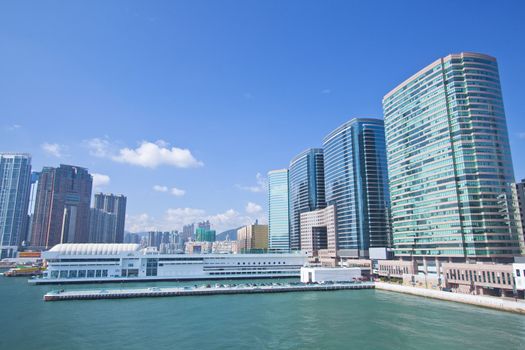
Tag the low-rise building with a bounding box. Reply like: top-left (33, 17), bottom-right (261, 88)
top-left (443, 262), bottom-right (516, 297)
top-left (300, 266), bottom-right (362, 283)
top-left (185, 241), bottom-right (212, 254)
top-left (212, 240), bottom-right (238, 254)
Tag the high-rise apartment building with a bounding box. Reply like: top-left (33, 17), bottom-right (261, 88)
top-left (288, 148), bottom-right (326, 251)
top-left (88, 208), bottom-right (117, 243)
top-left (323, 118), bottom-right (391, 258)
top-left (268, 169), bottom-right (290, 252)
top-left (92, 193), bottom-right (127, 243)
top-left (181, 223), bottom-right (195, 242)
top-left (31, 165), bottom-right (93, 248)
top-left (0, 153), bottom-right (32, 258)
top-left (383, 52), bottom-right (521, 263)
top-left (197, 220), bottom-right (211, 231)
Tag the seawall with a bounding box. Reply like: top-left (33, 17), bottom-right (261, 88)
top-left (375, 282), bottom-right (525, 315)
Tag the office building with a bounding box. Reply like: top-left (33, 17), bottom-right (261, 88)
top-left (288, 148), bottom-right (326, 251)
top-left (383, 52), bottom-right (521, 265)
top-left (0, 153), bottom-right (32, 258)
top-left (31, 165), bottom-right (93, 248)
top-left (237, 223), bottom-right (269, 253)
top-left (323, 118), bottom-right (391, 258)
top-left (93, 193), bottom-right (127, 243)
top-left (300, 205), bottom-right (336, 259)
top-left (268, 169), bottom-right (290, 252)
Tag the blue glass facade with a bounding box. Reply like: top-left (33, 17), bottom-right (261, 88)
top-left (323, 118), bottom-right (391, 258)
top-left (0, 153), bottom-right (32, 259)
top-left (268, 169), bottom-right (290, 252)
top-left (288, 148), bottom-right (326, 251)
top-left (383, 52), bottom-right (520, 260)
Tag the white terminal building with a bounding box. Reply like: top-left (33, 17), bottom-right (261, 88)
top-left (31, 243), bottom-right (308, 285)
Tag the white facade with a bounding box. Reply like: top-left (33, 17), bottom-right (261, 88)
top-left (513, 262), bottom-right (525, 291)
top-left (35, 243), bottom-right (308, 284)
top-left (300, 267), bottom-right (361, 283)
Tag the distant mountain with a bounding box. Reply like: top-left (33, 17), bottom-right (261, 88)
top-left (216, 227), bottom-right (241, 241)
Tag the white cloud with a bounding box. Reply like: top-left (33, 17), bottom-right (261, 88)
top-left (518, 132), bottom-right (525, 139)
top-left (41, 142), bottom-right (65, 158)
top-left (245, 202), bottom-right (263, 214)
top-left (125, 213), bottom-right (157, 232)
top-left (165, 208), bottom-right (207, 228)
top-left (5, 124), bottom-right (22, 131)
top-left (321, 89), bottom-right (332, 94)
top-left (236, 173), bottom-right (267, 193)
top-left (153, 185), bottom-right (169, 192)
top-left (170, 187), bottom-right (185, 197)
top-left (126, 206), bottom-right (266, 234)
top-left (85, 138), bottom-right (203, 169)
top-left (85, 137), bottom-right (111, 157)
top-left (92, 173), bottom-right (110, 189)
top-left (153, 185), bottom-right (186, 197)
top-left (113, 140), bottom-right (203, 168)
top-left (207, 209), bottom-right (254, 233)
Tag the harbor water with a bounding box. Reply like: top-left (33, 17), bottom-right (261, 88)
top-left (0, 276), bottom-right (524, 349)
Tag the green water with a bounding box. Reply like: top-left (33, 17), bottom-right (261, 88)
top-left (0, 276), bottom-right (524, 350)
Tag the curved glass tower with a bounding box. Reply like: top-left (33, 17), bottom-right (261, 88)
top-left (323, 118), bottom-right (391, 258)
top-left (268, 169), bottom-right (290, 252)
top-left (383, 52), bottom-right (520, 261)
top-left (288, 148), bottom-right (326, 251)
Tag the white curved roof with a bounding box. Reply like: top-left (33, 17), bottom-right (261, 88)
top-left (49, 243), bottom-right (140, 255)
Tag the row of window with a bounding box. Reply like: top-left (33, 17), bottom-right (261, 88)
top-left (48, 269), bottom-right (109, 279)
top-left (446, 269), bottom-right (513, 285)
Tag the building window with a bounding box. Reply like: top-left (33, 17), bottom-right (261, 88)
top-left (517, 269), bottom-right (521, 277)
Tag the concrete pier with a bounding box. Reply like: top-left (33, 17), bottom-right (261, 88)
top-left (43, 282), bottom-right (375, 301)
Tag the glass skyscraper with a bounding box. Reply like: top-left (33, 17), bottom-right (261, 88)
top-left (383, 52), bottom-right (520, 262)
top-left (323, 118), bottom-right (391, 258)
top-left (288, 148), bottom-right (326, 251)
top-left (0, 153), bottom-right (32, 258)
top-left (268, 169), bottom-right (290, 252)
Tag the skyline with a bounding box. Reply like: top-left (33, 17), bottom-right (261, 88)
top-left (2, 1), bottom-right (525, 233)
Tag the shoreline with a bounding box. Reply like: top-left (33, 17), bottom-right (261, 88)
top-left (375, 282), bottom-right (525, 315)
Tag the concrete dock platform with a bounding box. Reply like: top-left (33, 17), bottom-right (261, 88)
top-left (43, 282), bottom-right (375, 301)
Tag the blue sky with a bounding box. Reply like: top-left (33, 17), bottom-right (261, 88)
top-left (1, 1), bottom-right (524, 233)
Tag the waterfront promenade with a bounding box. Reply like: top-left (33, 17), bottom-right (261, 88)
top-left (43, 280), bottom-right (525, 315)
top-left (375, 282), bottom-right (525, 315)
